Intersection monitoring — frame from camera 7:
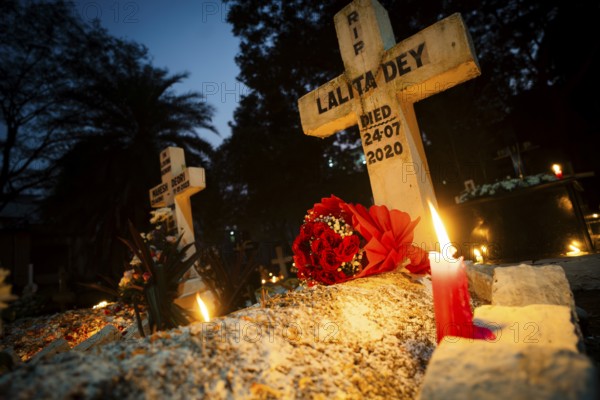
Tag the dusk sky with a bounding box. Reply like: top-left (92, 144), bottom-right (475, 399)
top-left (70, 0), bottom-right (242, 148)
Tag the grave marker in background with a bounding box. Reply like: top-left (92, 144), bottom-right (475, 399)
top-left (298, 0), bottom-right (480, 249)
top-left (149, 147), bottom-right (209, 311)
top-left (271, 246), bottom-right (293, 279)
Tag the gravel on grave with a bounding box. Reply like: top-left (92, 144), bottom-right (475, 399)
top-left (0, 271), bottom-right (436, 399)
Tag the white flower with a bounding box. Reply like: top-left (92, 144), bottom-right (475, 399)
top-left (150, 207), bottom-right (173, 224)
top-left (130, 256), bottom-right (141, 267)
top-left (119, 269), bottom-right (135, 288)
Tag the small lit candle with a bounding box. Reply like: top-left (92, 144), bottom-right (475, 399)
top-left (428, 202), bottom-right (494, 343)
top-left (195, 293), bottom-right (210, 322)
top-left (552, 164), bottom-right (563, 179)
top-left (566, 241), bottom-right (584, 257)
top-left (473, 248), bottom-right (484, 264)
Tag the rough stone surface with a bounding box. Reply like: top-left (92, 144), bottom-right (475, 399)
top-left (492, 264), bottom-right (574, 309)
top-left (0, 272), bottom-right (437, 399)
top-left (465, 263), bottom-right (496, 302)
top-left (419, 338), bottom-right (598, 400)
top-left (474, 304), bottom-right (581, 352)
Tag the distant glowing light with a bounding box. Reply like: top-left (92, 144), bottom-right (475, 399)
top-left (92, 300), bottom-right (109, 309)
top-left (566, 240), bottom-right (586, 257)
top-left (229, 230), bottom-right (235, 236)
top-left (473, 248), bottom-right (484, 264)
top-left (593, 214), bottom-right (599, 219)
top-left (261, 279), bottom-right (266, 285)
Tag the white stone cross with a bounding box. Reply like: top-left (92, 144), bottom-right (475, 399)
top-left (298, 0), bottom-right (480, 249)
top-left (271, 246), bottom-right (292, 279)
top-left (149, 147), bottom-right (208, 310)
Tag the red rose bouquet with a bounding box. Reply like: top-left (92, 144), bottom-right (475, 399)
top-left (293, 195), bottom-right (430, 286)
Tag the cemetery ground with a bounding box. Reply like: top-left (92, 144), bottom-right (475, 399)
top-left (0, 255), bottom-right (599, 398)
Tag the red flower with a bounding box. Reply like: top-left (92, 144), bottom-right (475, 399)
top-left (307, 195), bottom-right (351, 222)
top-left (293, 194), bottom-right (430, 286)
top-left (319, 227), bottom-right (341, 248)
top-left (335, 235), bottom-right (360, 263)
top-left (311, 221), bottom-right (329, 238)
top-left (319, 249), bottom-right (340, 272)
top-left (293, 237), bottom-right (310, 270)
top-left (310, 237), bottom-right (330, 255)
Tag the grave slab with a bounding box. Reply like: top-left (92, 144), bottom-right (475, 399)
top-left (492, 264), bottom-right (575, 309)
top-left (474, 304), bottom-right (581, 352)
top-left (419, 338), bottom-right (597, 400)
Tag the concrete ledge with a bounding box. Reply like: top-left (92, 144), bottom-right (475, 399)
top-left (493, 264), bottom-right (574, 309)
top-left (474, 304), bottom-right (581, 352)
top-left (419, 339), bottom-right (597, 400)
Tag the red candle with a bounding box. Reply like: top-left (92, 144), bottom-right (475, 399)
top-left (428, 202), bottom-right (494, 343)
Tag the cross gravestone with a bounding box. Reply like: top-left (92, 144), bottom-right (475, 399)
top-left (298, 0), bottom-right (480, 249)
top-left (149, 147), bottom-right (210, 311)
top-left (271, 246), bottom-right (293, 279)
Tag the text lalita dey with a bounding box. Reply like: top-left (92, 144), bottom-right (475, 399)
top-left (316, 42), bottom-right (428, 115)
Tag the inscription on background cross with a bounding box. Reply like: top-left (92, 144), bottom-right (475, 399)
top-left (149, 147), bottom-right (208, 310)
top-left (298, 0), bottom-right (480, 249)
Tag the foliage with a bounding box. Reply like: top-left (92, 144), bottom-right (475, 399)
top-left (195, 245), bottom-right (261, 315)
top-left (119, 216), bottom-right (199, 335)
top-left (456, 173), bottom-right (558, 203)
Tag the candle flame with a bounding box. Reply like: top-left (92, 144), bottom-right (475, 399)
top-left (428, 201), bottom-right (451, 247)
top-left (569, 244), bottom-right (581, 254)
top-left (474, 248), bottom-right (482, 258)
top-left (428, 201), bottom-right (457, 260)
top-left (552, 164), bottom-right (562, 174)
top-left (195, 293), bottom-right (210, 322)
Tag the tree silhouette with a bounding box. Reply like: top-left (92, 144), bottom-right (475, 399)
top-left (42, 31), bottom-right (217, 279)
top-left (0, 0), bottom-right (96, 211)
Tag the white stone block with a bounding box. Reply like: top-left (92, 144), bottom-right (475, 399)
top-left (474, 304), bottom-right (581, 352)
top-left (419, 339), bottom-right (597, 400)
top-left (492, 264), bottom-right (574, 309)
